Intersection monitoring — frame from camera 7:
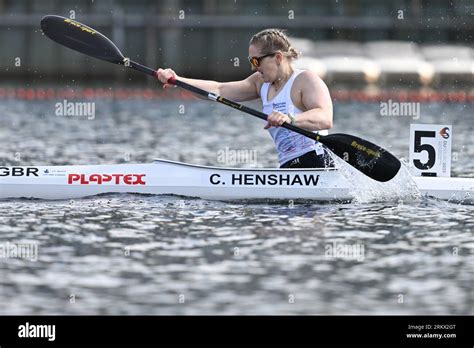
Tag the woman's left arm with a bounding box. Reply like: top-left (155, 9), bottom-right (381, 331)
top-left (294, 71), bottom-right (333, 131)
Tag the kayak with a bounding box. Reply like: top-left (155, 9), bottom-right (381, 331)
top-left (1, 159), bottom-right (472, 203)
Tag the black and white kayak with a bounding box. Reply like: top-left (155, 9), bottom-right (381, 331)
top-left (1, 159), bottom-right (473, 203)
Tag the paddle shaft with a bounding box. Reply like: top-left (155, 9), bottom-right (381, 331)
top-left (126, 59), bottom-right (319, 141)
top-left (172, 78), bottom-right (319, 140)
top-left (127, 60), bottom-right (156, 76)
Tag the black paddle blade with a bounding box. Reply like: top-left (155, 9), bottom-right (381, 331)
top-left (320, 133), bottom-right (401, 182)
top-left (40, 15), bottom-right (125, 64)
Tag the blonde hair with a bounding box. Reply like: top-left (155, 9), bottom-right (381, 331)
top-left (249, 29), bottom-right (299, 60)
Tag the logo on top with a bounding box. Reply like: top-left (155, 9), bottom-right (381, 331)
top-left (439, 127), bottom-right (450, 139)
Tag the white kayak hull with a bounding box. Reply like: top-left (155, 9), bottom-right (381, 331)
top-left (0, 159), bottom-right (473, 203)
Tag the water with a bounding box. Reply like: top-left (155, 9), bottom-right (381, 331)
top-left (0, 98), bottom-right (473, 314)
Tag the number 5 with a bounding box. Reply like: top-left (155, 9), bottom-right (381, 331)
top-left (413, 131), bottom-right (436, 170)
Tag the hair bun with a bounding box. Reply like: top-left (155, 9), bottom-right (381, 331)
top-left (288, 47), bottom-right (299, 59)
top-left (249, 29), bottom-right (299, 61)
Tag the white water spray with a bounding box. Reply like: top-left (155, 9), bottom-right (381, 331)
top-left (330, 154), bottom-right (421, 204)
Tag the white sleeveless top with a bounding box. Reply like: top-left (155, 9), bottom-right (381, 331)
top-left (260, 69), bottom-right (328, 165)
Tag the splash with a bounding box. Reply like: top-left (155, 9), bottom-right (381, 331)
top-left (330, 154), bottom-right (421, 204)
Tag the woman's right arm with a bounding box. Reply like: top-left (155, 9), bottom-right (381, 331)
top-left (156, 68), bottom-right (261, 102)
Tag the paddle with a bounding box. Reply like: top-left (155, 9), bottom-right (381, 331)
top-left (40, 14), bottom-right (401, 182)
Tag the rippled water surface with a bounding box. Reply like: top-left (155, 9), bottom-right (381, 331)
top-left (0, 97), bottom-right (473, 314)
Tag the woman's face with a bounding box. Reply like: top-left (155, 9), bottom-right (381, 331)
top-left (248, 44), bottom-right (279, 83)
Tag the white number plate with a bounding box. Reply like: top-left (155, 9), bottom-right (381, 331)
top-left (409, 124), bottom-right (452, 177)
